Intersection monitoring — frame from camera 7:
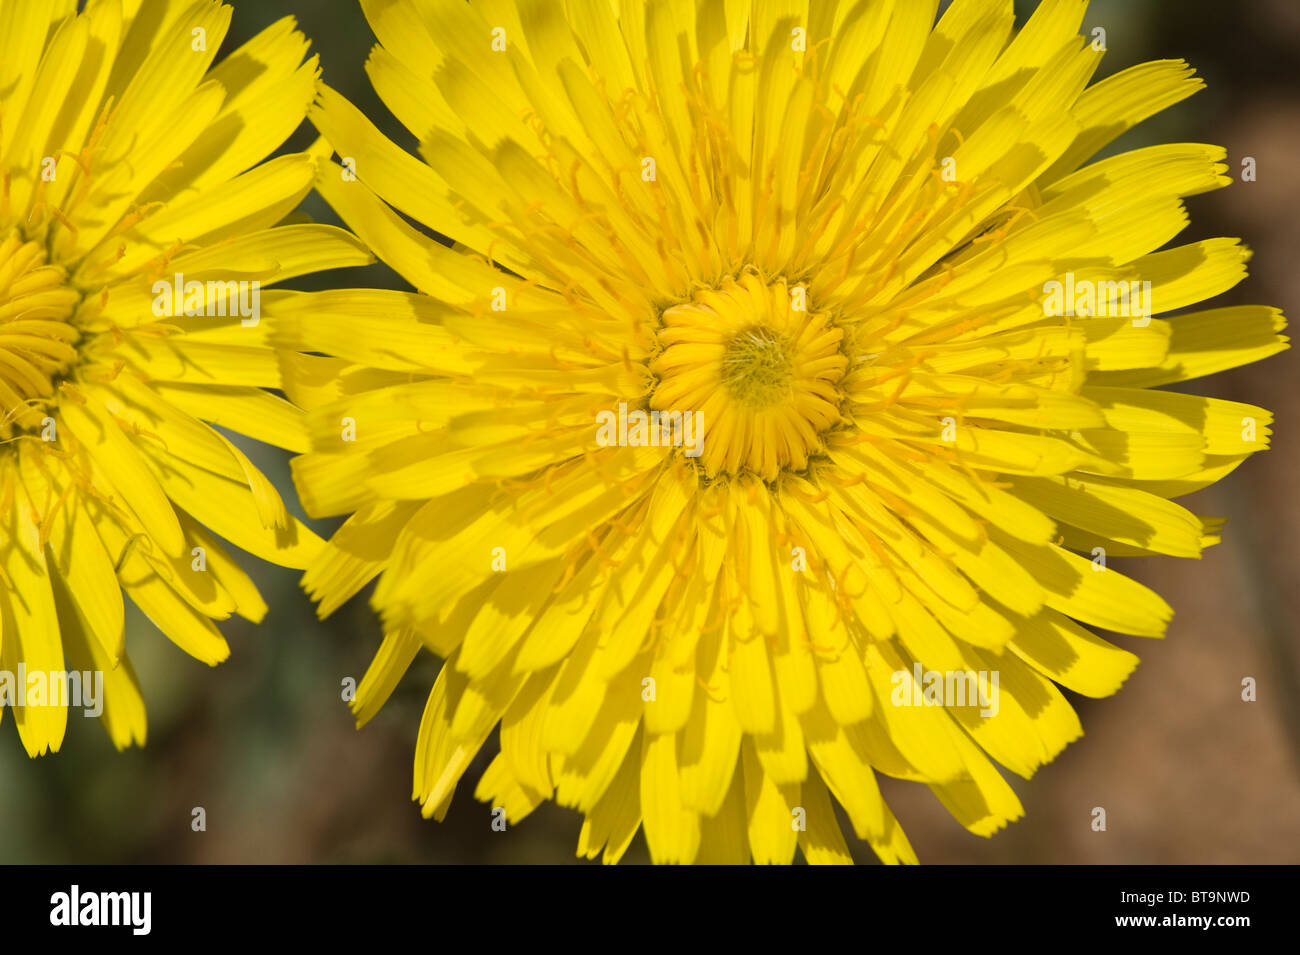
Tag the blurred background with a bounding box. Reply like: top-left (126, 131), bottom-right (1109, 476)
top-left (1, 0), bottom-right (1296, 864)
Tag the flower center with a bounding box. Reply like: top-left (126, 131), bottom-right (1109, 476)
top-left (0, 231), bottom-right (81, 439)
top-left (721, 326), bottom-right (794, 408)
top-left (650, 271), bottom-right (847, 481)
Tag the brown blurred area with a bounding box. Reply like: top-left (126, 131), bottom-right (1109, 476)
top-left (0, 0), bottom-right (1296, 864)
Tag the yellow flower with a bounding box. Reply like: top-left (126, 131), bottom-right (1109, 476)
top-left (285, 0), bottom-right (1287, 863)
top-left (0, 0), bottom-right (370, 756)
